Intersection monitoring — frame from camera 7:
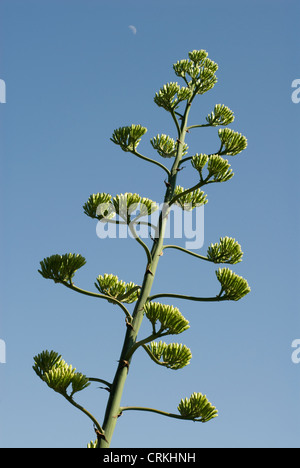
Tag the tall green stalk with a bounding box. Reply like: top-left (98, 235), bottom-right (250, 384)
top-left (33, 50), bottom-right (250, 448)
top-left (99, 108), bottom-right (190, 447)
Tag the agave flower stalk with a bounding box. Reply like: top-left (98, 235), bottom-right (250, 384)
top-left (34, 50), bottom-right (250, 448)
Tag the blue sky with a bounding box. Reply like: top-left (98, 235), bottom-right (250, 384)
top-left (0, 0), bottom-right (299, 448)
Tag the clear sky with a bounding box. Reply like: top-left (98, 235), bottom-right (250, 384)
top-left (0, 0), bottom-right (299, 448)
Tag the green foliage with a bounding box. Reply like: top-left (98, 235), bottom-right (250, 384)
top-left (145, 341), bottom-right (192, 370)
top-left (83, 193), bottom-right (114, 221)
top-left (191, 154), bottom-right (234, 183)
top-left (207, 155), bottom-right (234, 183)
top-left (33, 350), bottom-right (90, 397)
top-left (173, 185), bottom-right (208, 210)
top-left (155, 51), bottom-right (218, 113)
top-left (83, 192), bottom-right (158, 224)
top-left (218, 128), bottom-right (248, 156)
top-left (144, 302), bottom-right (190, 335)
top-left (178, 392), bottom-right (218, 422)
top-left (150, 134), bottom-right (188, 158)
top-left (173, 49), bottom-right (218, 95)
top-left (206, 104), bottom-right (235, 127)
top-left (138, 197), bottom-right (159, 217)
top-left (111, 124), bottom-right (147, 152)
top-left (34, 49), bottom-right (249, 447)
top-left (153, 80), bottom-right (203, 111)
top-left (151, 134), bottom-right (176, 158)
top-left (207, 237), bottom-right (243, 264)
top-left (154, 82), bottom-right (183, 112)
top-left (43, 364), bottom-right (75, 395)
top-left (177, 86), bottom-right (193, 101)
top-left (70, 373), bottom-right (91, 396)
top-left (188, 49), bottom-right (210, 64)
top-left (216, 267), bottom-right (251, 300)
top-left (191, 153), bottom-right (209, 174)
top-left (112, 193), bottom-right (158, 221)
top-left (38, 253), bottom-right (86, 284)
top-left (95, 274), bottom-right (140, 304)
top-left (32, 350), bottom-right (62, 378)
top-left (112, 193), bottom-right (141, 221)
top-left (87, 440), bottom-right (98, 449)
top-left (195, 67), bottom-right (218, 95)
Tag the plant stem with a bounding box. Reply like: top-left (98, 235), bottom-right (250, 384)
top-left (163, 244), bottom-right (210, 261)
top-left (128, 223), bottom-right (152, 264)
top-left (120, 406), bottom-right (199, 422)
top-left (88, 377), bottom-right (112, 388)
top-left (148, 292), bottom-right (228, 302)
top-left (98, 211), bottom-right (169, 447)
top-left (62, 282), bottom-right (132, 321)
top-left (141, 344), bottom-right (168, 367)
top-left (131, 149), bottom-right (171, 176)
top-left (124, 328), bottom-right (168, 362)
top-left (169, 180), bottom-right (205, 207)
top-left (64, 394), bottom-right (104, 434)
top-left (98, 102), bottom-right (192, 448)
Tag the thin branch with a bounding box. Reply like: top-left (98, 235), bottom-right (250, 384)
top-left (170, 109), bottom-right (181, 137)
top-left (132, 219), bottom-right (158, 232)
top-left (148, 292), bottom-right (228, 303)
top-left (88, 377), bottom-right (112, 388)
top-left (179, 150), bottom-right (222, 166)
top-left (131, 149), bottom-right (171, 176)
top-left (64, 394), bottom-right (104, 434)
top-left (186, 123), bottom-right (211, 130)
top-left (120, 405), bottom-right (202, 422)
top-left (117, 285), bottom-right (141, 303)
top-left (168, 180), bottom-right (204, 207)
top-left (128, 223), bottom-right (152, 264)
top-left (124, 328), bottom-right (166, 361)
top-left (163, 244), bottom-right (210, 262)
top-left (62, 282), bottom-right (132, 321)
top-left (142, 344), bottom-right (168, 367)
top-left (103, 218), bottom-right (158, 239)
top-left (163, 244), bottom-right (238, 265)
top-left (179, 155), bottom-right (193, 165)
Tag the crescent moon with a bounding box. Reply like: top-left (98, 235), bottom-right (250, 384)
top-left (129, 25), bottom-right (137, 35)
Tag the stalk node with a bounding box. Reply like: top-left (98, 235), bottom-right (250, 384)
top-left (125, 317), bottom-right (134, 330)
top-left (94, 426), bottom-right (108, 443)
top-left (118, 359), bottom-right (130, 371)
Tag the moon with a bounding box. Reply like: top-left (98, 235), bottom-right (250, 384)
top-left (129, 25), bottom-right (137, 35)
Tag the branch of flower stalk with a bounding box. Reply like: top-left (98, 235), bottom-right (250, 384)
top-left (88, 377), bottom-right (112, 388)
top-left (61, 281), bottom-right (133, 321)
top-left (64, 393), bottom-right (105, 435)
top-left (130, 149), bottom-right (171, 176)
top-left (124, 327), bottom-right (169, 361)
top-left (168, 180), bottom-right (205, 206)
top-left (128, 223), bottom-right (152, 264)
top-left (162, 244), bottom-right (210, 262)
top-left (187, 121), bottom-right (219, 130)
top-left (119, 406), bottom-right (202, 422)
top-left (148, 292), bottom-right (229, 303)
top-left (105, 218), bottom-right (157, 231)
top-left (170, 109), bottom-right (181, 137)
top-left (180, 150), bottom-right (221, 165)
top-left (141, 344), bottom-right (168, 367)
